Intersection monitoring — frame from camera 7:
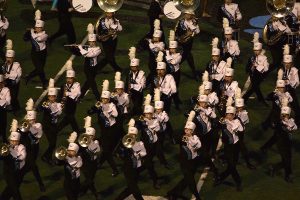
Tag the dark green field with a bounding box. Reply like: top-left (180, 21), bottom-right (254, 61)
top-left (1, 0), bottom-right (300, 199)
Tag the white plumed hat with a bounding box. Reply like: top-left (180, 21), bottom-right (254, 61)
top-left (25, 98), bottom-right (34, 111)
top-left (87, 23), bottom-right (95, 34)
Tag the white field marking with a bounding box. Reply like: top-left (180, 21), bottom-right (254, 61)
top-left (35, 86), bottom-right (61, 90)
top-left (125, 195), bottom-right (167, 200)
top-left (34, 16), bottom-right (103, 108)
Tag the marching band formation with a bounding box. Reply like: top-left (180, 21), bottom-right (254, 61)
top-left (0, 0), bottom-right (300, 200)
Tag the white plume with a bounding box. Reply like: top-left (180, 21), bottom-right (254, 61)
top-left (144, 94), bottom-right (152, 106)
top-left (87, 23), bottom-right (95, 34)
top-left (35, 9), bottom-right (42, 21)
top-left (156, 51), bottom-right (164, 62)
top-left (252, 32), bottom-right (259, 43)
top-left (154, 19), bottom-right (160, 31)
top-left (169, 30), bottom-right (175, 41)
top-left (48, 78), bottom-right (55, 88)
top-left (187, 111), bottom-right (196, 122)
top-left (202, 71), bottom-right (209, 82)
top-left (10, 119), bottom-right (18, 132)
top-left (281, 97), bottom-right (289, 107)
top-left (84, 116), bottom-right (92, 128)
top-left (102, 80), bottom-right (109, 91)
top-left (65, 60), bottom-right (73, 70)
top-left (235, 88), bottom-right (242, 99)
top-left (226, 57), bottom-right (233, 68)
top-left (128, 119), bottom-right (135, 127)
top-left (154, 88), bottom-right (161, 102)
top-left (199, 84), bottom-right (205, 95)
top-left (211, 37), bottom-right (219, 48)
top-left (226, 96), bottom-right (233, 107)
top-left (260, 49), bottom-right (266, 55)
top-left (128, 47), bottom-right (136, 60)
top-left (277, 69), bottom-right (284, 80)
top-left (283, 44), bottom-right (290, 55)
top-left (223, 18), bottom-right (229, 29)
top-left (25, 98), bottom-right (34, 111)
top-left (6, 39), bottom-right (13, 50)
top-left (115, 72), bottom-right (121, 82)
top-left (67, 132), bottom-right (78, 143)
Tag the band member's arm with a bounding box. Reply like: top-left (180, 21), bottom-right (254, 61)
top-left (35, 32), bottom-right (48, 42)
top-left (112, 19), bottom-right (122, 32)
top-left (110, 104), bottom-right (119, 118)
top-left (15, 64), bottom-right (22, 84)
top-left (4, 89), bottom-right (11, 106)
top-left (138, 74), bottom-right (146, 91)
top-left (170, 54), bottom-right (182, 65)
top-left (78, 46), bottom-right (101, 57)
top-left (2, 17), bottom-right (9, 30)
top-left (16, 145), bottom-right (26, 161)
top-left (74, 156), bottom-right (83, 169)
top-left (67, 83), bottom-right (81, 100)
top-left (138, 142), bottom-right (147, 157)
top-left (170, 76), bottom-right (177, 95)
top-left (288, 69), bottom-right (300, 88)
top-left (235, 6), bottom-right (242, 21)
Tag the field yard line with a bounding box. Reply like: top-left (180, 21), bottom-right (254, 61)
top-left (34, 15), bottom-right (103, 108)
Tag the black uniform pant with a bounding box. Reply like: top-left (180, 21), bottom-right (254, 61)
top-left (0, 34), bottom-right (6, 62)
top-left (238, 132), bottom-right (251, 164)
top-left (98, 38), bottom-right (121, 72)
top-left (219, 142), bottom-right (241, 186)
top-left (144, 145), bottom-right (158, 184)
top-left (0, 108), bottom-right (7, 142)
top-left (156, 132), bottom-right (168, 166)
top-left (274, 135), bottom-right (292, 177)
top-left (199, 133), bottom-right (218, 176)
top-left (172, 70), bottom-right (181, 106)
top-left (42, 124), bottom-right (58, 160)
top-left (161, 93), bottom-right (172, 113)
top-left (1, 171), bottom-right (23, 200)
top-left (288, 88), bottom-right (300, 122)
top-left (27, 49), bottom-right (47, 85)
top-left (115, 167), bottom-right (144, 200)
top-left (269, 44), bottom-right (283, 72)
top-left (130, 89), bottom-right (143, 116)
top-left (81, 160), bottom-right (98, 196)
top-left (243, 75), bottom-right (265, 102)
top-left (147, 53), bottom-right (157, 86)
top-left (81, 64), bottom-right (100, 101)
top-left (49, 17), bottom-right (76, 44)
top-left (261, 132), bottom-right (277, 151)
top-left (8, 82), bottom-right (20, 111)
top-left (168, 159), bottom-right (201, 200)
top-left (64, 178), bottom-right (80, 200)
top-left (180, 40), bottom-right (197, 75)
top-left (57, 113), bottom-right (80, 133)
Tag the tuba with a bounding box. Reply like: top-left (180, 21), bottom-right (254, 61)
top-left (55, 146), bottom-right (68, 160)
top-left (0, 143), bottom-right (10, 157)
top-left (263, 0), bottom-right (295, 45)
top-left (78, 134), bottom-right (92, 148)
top-left (122, 134), bottom-right (136, 148)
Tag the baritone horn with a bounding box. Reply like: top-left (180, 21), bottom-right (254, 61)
top-left (97, 0), bottom-right (124, 12)
top-left (78, 134), bottom-right (92, 148)
top-left (0, 143), bottom-right (10, 157)
top-left (122, 134), bottom-right (136, 148)
top-left (55, 146), bottom-right (68, 160)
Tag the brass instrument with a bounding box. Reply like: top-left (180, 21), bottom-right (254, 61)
top-left (173, 0), bottom-right (200, 13)
top-left (182, 135), bottom-right (189, 143)
top-left (96, 0), bottom-right (124, 12)
top-left (19, 120), bottom-right (30, 133)
top-left (95, 101), bottom-right (102, 109)
top-left (55, 146), bottom-right (68, 160)
top-left (97, 29), bottom-right (117, 42)
top-left (263, 18), bottom-right (286, 46)
top-left (122, 134), bottom-right (136, 148)
top-left (138, 115), bottom-right (145, 121)
top-left (219, 117), bottom-right (226, 124)
top-left (64, 44), bottom-right (90, 48)
top-left (78, 134), bottom-right (92, 148)
top-left (178, 28), bottom-right (195, 44)
top-left (42, 101), bottom-right (50, 108)
top-left (0, 143), bottom-right (10, 157)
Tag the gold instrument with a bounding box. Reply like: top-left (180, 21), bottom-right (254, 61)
top-left (55, 146), bottom-right (68, 160)
top-left (122, 134), bottom-right (137, 148)
top-left (178, 29), bottom-right (195, 44)
top-left (42, 101), bottom-right (50, 108)
top-left (97, 29), bottom-right (117, 42)
top-left (97, 0), bottom-right (124, 12)
top-left (0, 143), bottom-right (10, 157)
top-left (182, 135), bottom-right (189, 143)
top-left (219, 117), bottom-right (226, 124)
top-left (173, 0), bottom-right (200, 13)
top-left (263, 18), bottom-right (286, 45)
top-left (19, 120), bottom-right (30, 133)
top-left (78, 134), bottom-right (92, 148)
top-left (138, 115), bottom-right (145, 121)
top-left (95, 101), bottom-right (102, 109)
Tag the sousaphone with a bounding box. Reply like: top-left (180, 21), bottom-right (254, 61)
top-left (173, 0), bottom-right (200, 14)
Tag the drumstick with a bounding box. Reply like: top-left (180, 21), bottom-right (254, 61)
top-left (74, 4), bottom-right (83, 9)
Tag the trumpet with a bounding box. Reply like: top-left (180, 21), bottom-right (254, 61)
top-left (95, 101), bottom-right (102, 109)
top-left (19, 120), bottom-right (30, 133)
top-left (219, 117), bottom-right (226, 124)
top-left (138, 115), bottom-right (145, 121)
top-left (42, 101), bottom-right (50, 108)
top-left (122, 134), bottom-right (137, 149)
top-left (55, 146), bottom-right (68, 160)
top-left (110, 92), bottom-right (118, 98)
top-left (182, 135), bottom-right (189, 143)
top-left (0, 143), bottom-right (10, 157)
top-left (78, 134), bottom-right (92, 148)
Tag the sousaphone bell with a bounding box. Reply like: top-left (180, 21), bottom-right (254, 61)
top-left (173, 0), bottom-right (200, 13)
top-left (97, 0), bottom-right (124, 12)
top-left (55, 146), bottom-right (68, 160)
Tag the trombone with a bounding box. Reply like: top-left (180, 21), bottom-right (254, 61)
top-left (0, 143), bottom-right (11, 157)
top-left (122, 134), bottom-right (137, 148)
top-left (54, 146), bottom-right (68, 160)
top-left (78, 134), bottom-right (92, 148)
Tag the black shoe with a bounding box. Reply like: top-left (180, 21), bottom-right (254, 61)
top-left (164, 163), bottom-right (173, 170)
top-left (285, 175), bottom-right (293, 183)
top-left (41, 156), bottom-right (54, 166)
top-left (236, 185), bottom-right (243, 192)
top-left (112, 170), bottom-right (119, 177)
top-left (213, 176), bottom-right (222, 187)
top-left (24, 75), bottom-right (30, 85)
top-left (269, 165), bottom-right (275, 177)
top-left (246, 162), bottom-right (256, 170)
top-left (39, 184), bottom-right (46, 192)
top-left (166, 192), bottom-right (176, 200)
top-left (153, 182), bottom-right (161, 190)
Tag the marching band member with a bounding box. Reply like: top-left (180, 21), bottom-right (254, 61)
top-left (41, 79), bottom-right (63, 165)
top-left (0, 13), bottom-right (9, 61)
top-left (49, 0), bottom-right (76, 44)
top-left (58, 60), bottom-right (81, 133)
top-left (235, 89), bottom-right (255, 169)
top-left (56, 132), bottom-right (82, 200)
top-left (153, 51), bottom-right (177, 113)
top-left (243, 32), bottom-right (269, 105)
top-left (147, 19), bottom-right (165, 84)
top-left (215, 105), bottom-right (244, 191)
top-left (278, 45), bottom-right (300, 124)
top-left (261, 78), bottom-right (293, 132)
top-left (153, 89), bottom-right (171, 168)
top-left (221, 18), bottom-right (240, 62)
top-left (125, 47), bottom-right (146, 116)
top-left (1, 40), bottom-right (22, 112)
top-left (97, 11), bottom-right (123, 72)
top-left (78, 24), bottom-right (101, 101)
top-left (165, 30), bottom-right (183, 108)
top-left (202, 72), bottom-right (220, 110)
top-left (23, 10), bottom-right (48, 88)
top-left (116, 119), bottom-right (147, 200)
top-left (147, 0), bottom-right (164, 40)
top-left (167, 111), bottom-right (202, 200)
top-left (79, 116), bottom-right (101, 199)
top-left (206, 37), bottom-right (227, 91)
top-left (217, 0), bottom-right (242, 40)
top-left (0, 74), bottom-right (10, 142)
top-left (88, 80), bottom-right (120, 176)
top-left (20, 99), bottom-right (45, 192)
top-left (269, 106), bottom-right (297, 183)
top-left (1, 120), bottom-right (26, 200)
top-left (175, 10), bottom-right (200, 80)
top-left (136, 94), bottom-right (161, 189)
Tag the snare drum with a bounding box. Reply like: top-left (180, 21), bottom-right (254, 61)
top-left (163, 1), bottom-right (181, 20)
top-left (72, 0), bottom-right (93, 13)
